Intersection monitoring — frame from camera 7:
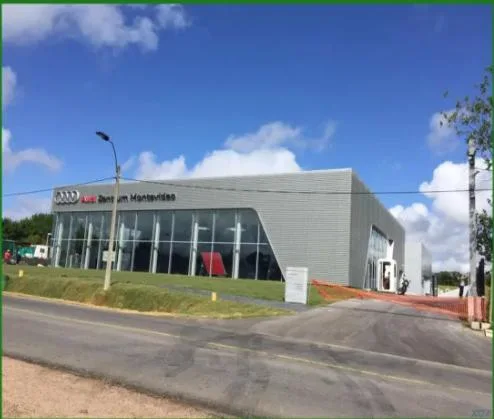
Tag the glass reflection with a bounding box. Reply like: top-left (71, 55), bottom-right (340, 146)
top-left (173, 211), bottom-right (193, 242)
top-left (170, 242), bottom-right (191, 274)
top-left (239, 210), bottom-right (258, 243)
top-left (212, 243), bottom-right (234, 277)
top-left (196, 211), bottom-right (214, 242)
top-left (258, 244), bottom-right (282, 281)
top-left (238, 244), bottom-right (258, 279)
top-left (157, 211), bottom-right (173, 241)
top-left (134, 241), bottom-right (152, 272)
top-left (156, 242), bottom-right (171, 274)
top-left (214, 210), bottom-right (236, 243)
top-left (135, 211), bottom-right (153, 241)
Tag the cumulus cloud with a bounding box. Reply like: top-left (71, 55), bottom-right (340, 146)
top-left (2, 4), bottom-right (189, 52)
top-left (2, 66), bottom-right (17, 109)
top-left (3, 127), bottom-right (62, 172)
top-left (390, 159), bottom-right (492, 273)
top-left (125, 120), bottom-right (334, 181)
top-left (2, 67), bottom-right (62, 173)
top-left (3, 196), bottom-right (52, 220)
top-left (225, 120), bottom-right (336, 153)
top-left (426, 110), bottom-right (459, 154)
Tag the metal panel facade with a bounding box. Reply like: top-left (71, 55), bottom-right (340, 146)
top-left (348, 173), bottom-right (405, 288)
top-left (405, 242), bottom-right (433, 295)
top-left (52, 169), bottom-right (403, 285)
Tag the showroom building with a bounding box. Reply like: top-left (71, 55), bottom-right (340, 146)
top-left (50, 169), bottom-right (405, 288)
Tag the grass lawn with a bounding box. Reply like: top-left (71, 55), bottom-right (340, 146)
top-left (3, 275), bottom-right (290, 319)
top-left (3, 264), bottom-right (327, 306)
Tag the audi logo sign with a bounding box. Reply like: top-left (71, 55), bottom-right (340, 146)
top-left (54, 190), bottom-right (80, 205)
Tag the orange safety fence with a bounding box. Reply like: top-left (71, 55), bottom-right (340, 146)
top-left (311, 280), bottom-right (488, 322)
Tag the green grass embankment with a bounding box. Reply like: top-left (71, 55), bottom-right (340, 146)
top-left (3, 265), bottom-right (326, 305)
top-left (3, 275), bottom-right (291, 319)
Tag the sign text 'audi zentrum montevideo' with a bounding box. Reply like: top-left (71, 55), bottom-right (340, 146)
top-left (54, 190), bottom-right (176, 205)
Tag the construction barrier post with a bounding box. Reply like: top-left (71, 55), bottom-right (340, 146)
top-left (18, 270), bottom-right (24, 278)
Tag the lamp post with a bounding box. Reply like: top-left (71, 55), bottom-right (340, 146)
top-left (96, 131), bottom-right (120, 291)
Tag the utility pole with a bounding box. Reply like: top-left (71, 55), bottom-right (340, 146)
top-left (96, 131), bottom-right (119, 291)
top-left (468, 137), bottom-right (477, 297)
top-left (104, 164), bottom-right (120, 291)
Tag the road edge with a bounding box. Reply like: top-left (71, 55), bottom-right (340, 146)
top-left (2, 291), bottom-right (292, 320)
top-left (3, 352), bottom-right (243, 419)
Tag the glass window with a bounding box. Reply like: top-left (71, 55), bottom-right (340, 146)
top-left (135, 211), bottom-right (153, 242)
top-left (214, 210), bottom-right (236, 243)
top-left (59, 240), bottom-right (69, 267)
top-left (258, 221), bottom-right (270, 245)
top-left (86, 213), bottom-right (103, 270)
top-left (116, 240), bottom-right (133, 271)
top-left (156, 242), bottom-right (171, 274)
top-left (173, 211), bottom-right (193, 242)
top-left (196, 210), bottom-right (214, 243)
top-left (258, 244), bottom-right (282, 281)
top-left (72, 214), bottom-right (87, 241)
top-left (239, 209), bottom-right (258, 244)
top-left (134, 241), bottom-right (152, 272)
top-left (211, 243), bottom-right (234, 277)
top-left (195, 242), bottom-right (214, 276)
top-left (157, 211), bottom-right (173, 242)
top-left (100, 213), bottom-right (111, 241)
top-left (118, 211), bottom-right (136, 242)
top-left (59, 214), bottom-right (71, 240)
top-left (66, 238), bottom-right (84, 268)
top-left (238, 243), bottom-right (258, 280)
top-left (170, 242), bottom-right (191, 275)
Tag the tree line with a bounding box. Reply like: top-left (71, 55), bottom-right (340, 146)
top-left (3, 214), bottom-right (53, 246)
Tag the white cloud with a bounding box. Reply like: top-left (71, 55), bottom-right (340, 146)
top-left (391, 159), bottom-right (492, 273)
top-left (127, 120), bottom-right (334, 181)
top-left (134, 148), bottom-right (301, 181)
top-left (3, 196), bottom-right (52, 220)
top-left (426, 110), bottom-right (459, 154)
top-left (2, 66), bottom-right (17, 109)
top-left (2, 69), bottom-right (62, 173)
top-left (225, 120), bottom-right (336, 153)
top-left (225, 122), bottom-right (302, 153)
top-left (156, 5), bottom-right (190, 29)
top-left (3, 127), bottom-right (63, 173)
top-left (419, 160), bottom-right (492, 224)
top-left (2, 4), bottom-right (189, 52)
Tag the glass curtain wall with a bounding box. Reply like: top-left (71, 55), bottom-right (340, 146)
top-left (52, 208), bottom-right (283, 281)
top-left (364, 226), bottom-right (389, 290)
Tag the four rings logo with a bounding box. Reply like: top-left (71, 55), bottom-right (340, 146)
top-left (54, 190), bottom-right (80, 205)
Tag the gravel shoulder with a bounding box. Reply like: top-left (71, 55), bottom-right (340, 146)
top-left (2, 357), bottom-right (211, 418)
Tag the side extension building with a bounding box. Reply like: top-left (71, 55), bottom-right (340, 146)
top-left (50, 169), bottom-right (405, 288)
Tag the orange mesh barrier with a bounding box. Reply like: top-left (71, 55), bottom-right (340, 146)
top-left (311, 280), bottom-right (487, 322)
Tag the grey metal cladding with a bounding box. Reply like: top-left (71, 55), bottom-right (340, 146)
top-left (52, 169), bottom-right (353, 283)
top-left (348, 172), bottom-right (405, 288)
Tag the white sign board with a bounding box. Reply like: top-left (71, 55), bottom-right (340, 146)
top-left (102, 251), bottom-right (116, 263)
top-left (285, 267), bottom-right (309, 304)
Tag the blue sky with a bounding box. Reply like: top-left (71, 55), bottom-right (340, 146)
top-left (2, 4), bottom-right (492, 271)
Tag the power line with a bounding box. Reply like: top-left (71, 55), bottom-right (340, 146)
top-left (2, 175), bottom-right (492, 198)
top-left (2, 177), bottom-right (114, 198)
top-left (121, 176), bottom-right (493, 196)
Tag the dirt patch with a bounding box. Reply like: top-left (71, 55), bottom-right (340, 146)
top-left (2, 357), bottom-right (211, 418)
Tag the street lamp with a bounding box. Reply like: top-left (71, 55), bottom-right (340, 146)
top-left (96, 131), bottom-right (120, 291)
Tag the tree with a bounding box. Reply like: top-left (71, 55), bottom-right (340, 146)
top-left (2, 213), bottom-right (53, 244)
top-left (441, 65), bottom-right (492, 263)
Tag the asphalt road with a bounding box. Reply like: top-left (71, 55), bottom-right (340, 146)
top-left (3, 294), bottom-right (492, 418)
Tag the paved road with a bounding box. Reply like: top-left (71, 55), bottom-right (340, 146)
top-left (248, 298), bottom-right (493, 370)
top-left (3, 295), bottom-right (492, 418)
